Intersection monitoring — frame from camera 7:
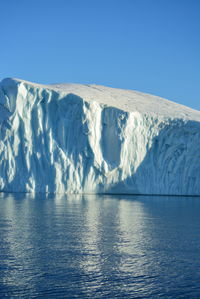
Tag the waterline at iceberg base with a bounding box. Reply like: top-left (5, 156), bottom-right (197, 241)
top-left (0, 78), bottom-right (200, 195)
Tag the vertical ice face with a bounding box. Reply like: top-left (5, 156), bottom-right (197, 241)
top-left (0, 78), bottom-right (200, 195)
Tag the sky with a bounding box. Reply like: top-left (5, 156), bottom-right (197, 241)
top-left (0, 0), bottom-right (200, 110)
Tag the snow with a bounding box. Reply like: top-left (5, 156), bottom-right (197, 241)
top-left (0, 77), bottom-right (200, 195)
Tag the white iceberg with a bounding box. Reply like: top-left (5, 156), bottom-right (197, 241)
top-left (0, 78), bottom-right (200, 195)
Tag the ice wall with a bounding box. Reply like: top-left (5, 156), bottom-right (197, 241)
top-left (0, 78), bottom-right (200, 195)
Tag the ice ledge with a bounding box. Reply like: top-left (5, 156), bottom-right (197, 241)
top-left (1, 77), bottom-right (200, 120)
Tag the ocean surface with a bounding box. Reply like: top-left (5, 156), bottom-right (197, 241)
top-left (0, 193), bottom-right (200, 298)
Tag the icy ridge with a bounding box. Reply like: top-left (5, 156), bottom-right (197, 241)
top-left (0, 78), bottom-right (200, 195)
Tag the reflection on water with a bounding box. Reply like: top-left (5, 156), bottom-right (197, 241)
top-left (0, 193), bottom-right (200, 298)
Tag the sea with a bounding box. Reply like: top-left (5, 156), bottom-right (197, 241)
top-left (0, 193), bottom-right (200, 298)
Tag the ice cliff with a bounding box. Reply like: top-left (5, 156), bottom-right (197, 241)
top-left (0, 78), bottom-right (200, 195)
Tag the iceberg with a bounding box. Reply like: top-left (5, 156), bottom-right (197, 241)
top-left (0, 78), bottom-right (200, 195)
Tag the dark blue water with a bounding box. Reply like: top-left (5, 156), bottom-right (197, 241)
top-left (0, 193), bottom-right (200, 298)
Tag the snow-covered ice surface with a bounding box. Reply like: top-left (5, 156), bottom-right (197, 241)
top-left (0, 78), bottom-right (200, 195)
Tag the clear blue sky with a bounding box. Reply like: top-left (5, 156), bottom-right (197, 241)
top-left (0, 0), bottom-right (199, 110)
